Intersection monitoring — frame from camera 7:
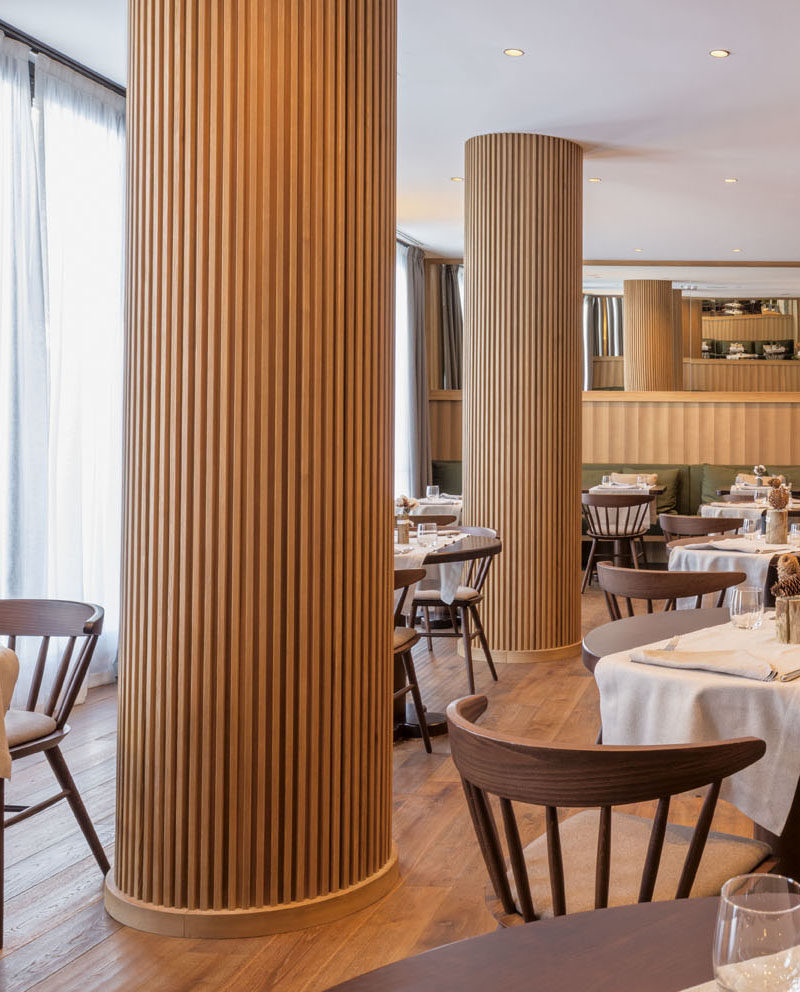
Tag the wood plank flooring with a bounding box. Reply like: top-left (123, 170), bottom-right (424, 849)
top-left (1, 588), bottom-right (752, 991)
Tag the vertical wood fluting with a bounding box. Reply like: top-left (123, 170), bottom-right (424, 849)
top-left (106, 0), bottom-right (398, 937)
top-left (623, 280), bottom-right (682, 390)
top-left (672, 289), bottom-right (684, 387)
top-left (464, 133), bottom-right (583, 661)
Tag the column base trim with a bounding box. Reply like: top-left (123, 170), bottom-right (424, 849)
top-left (104, 847), bottom-right (399, 938)
top-left (458, 640), bottom-right (582, 664)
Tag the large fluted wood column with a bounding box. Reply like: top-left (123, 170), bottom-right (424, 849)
top-left (464, 133), bottom-right (583, 661)
top-left (623, 280), bottom-right (682, 390)
top-left (105, 0), bottom-right (397, 937)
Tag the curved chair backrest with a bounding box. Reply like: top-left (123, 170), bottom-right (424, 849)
top-left (659, 514), bottom-right (744, 542)
top-left (394, 569), bottom-right (426, 625)
top-left (455, 528), bottom-right (500, 593)
top-left (597, 562), bottom-right (745, 619)
top-left (582, 493), bottom-right (654, 538)
top-left (0, 600), bottom-right (104, 728)
top-left (447, 695), bottom-right (766, 924)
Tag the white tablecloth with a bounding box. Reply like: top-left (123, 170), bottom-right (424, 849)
top-left (597, 617), bottom-right (800, 835)
top-left (669, 539), bottom-right (793, 608)
top-left (701, 499), bottom-right (800, 525)
top-left (394, 533), bottom-right (465, 617)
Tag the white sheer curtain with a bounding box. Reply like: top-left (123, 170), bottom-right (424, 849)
top-left (394, 242), bottom-right (415, 497)
top-left (34, 57), bottom-right (125, 691)
top-left (0, 38), bottom-right (125, 705)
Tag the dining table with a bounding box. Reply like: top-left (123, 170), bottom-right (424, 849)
top-left (393, 532), bottom-right (501, 742)
top-left (583, 606), bottom-right (800, 878)
top-left (329, 897), bottom-right (721, 991)
top-left (701, 499), bottom-right (800, 524)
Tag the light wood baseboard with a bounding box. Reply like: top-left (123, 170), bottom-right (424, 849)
top-left (458, 641), bottom-right (583, 663)
top-left (104, 848), bottom-right (399, 938)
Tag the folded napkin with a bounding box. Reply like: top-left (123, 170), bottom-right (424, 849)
top-left (441, 493), bottom-right (462, 501)
top-left (611, 472), bottom-right (658, 486)
top-left (629, 619), bottom-right (800, 682)
top-left (631, 647), bottom-right (800, 682)
top-left (684, 539), bottom-right (792, 554)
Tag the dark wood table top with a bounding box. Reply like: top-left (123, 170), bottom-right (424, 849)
top-left (582, 606), bottom-right (730, 674)
top-left (418, 533), bottom-right (501, 565)
top-left (329, 897), bottom-right (718, 991)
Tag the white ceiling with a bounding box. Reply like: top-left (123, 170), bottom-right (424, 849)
top-left (4, 0), bottom-right (800, 293)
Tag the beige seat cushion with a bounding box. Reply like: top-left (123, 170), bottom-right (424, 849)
top-left (393, 627), bottom-right (418, 652)
top-left (506, 809), bottom-right (770, 919)
top-left (414, 585), bottom-right (481, 604)
top-left (5, 710), bottom-right (58, 748)
top-left (611, 472), bottom-right (658, 487)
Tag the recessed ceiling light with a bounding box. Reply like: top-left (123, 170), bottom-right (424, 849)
top-left (450, 176), bottom-right (464, 183)
top-left (731, 248), bottom-right (743, 253)
top-left (633, 248), bottom-right (644, 253)
top-left (588, 177), bottom-right (602, 183)
top-left (503, 48), bottom-right (525, 57)
top-left (724, 177), bottom-right (739, 183)
top-left (709, 49), bottom-right (731, 58)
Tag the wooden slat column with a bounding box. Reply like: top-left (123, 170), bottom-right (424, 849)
top-left (463, 133), bottom-right (583, 662)
top-left (623, 280), bottom-right (682, 390)
top-left (105, 0), bottom-right (398, 937)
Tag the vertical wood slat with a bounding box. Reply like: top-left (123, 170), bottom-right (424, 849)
top-left (623, 280), bottom-right (682, 391)
top-left (109, 0), bottom-right (398, 937)
top-left (463, 133), bottom-right (583, 658)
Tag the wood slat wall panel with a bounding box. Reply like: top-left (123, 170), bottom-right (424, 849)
top-left (108, 0), bottom-right (397, 936)
top-left (685, 359), bottom-right (800, 391)
top-left (583, 393), bottom-right (800, 464)
top-left (702, 314), bottom-right (795, 341)
top-left (591, 357), bottom-right (624, 389)
top-left (623, 280), bottom-right (681, 390)
top-left (464, 133), bottom-right (582, 660)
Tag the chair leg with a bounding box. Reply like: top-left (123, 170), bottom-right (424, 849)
top-left (45, 746), bottom-right (109, 875)
top-left (629, 538), bottom-right (640, 570)
top-left (470, 604), bottom-right (498, 682)
top-left (581, 539), bottom-right (598, 594)
top-left (459, 606), bottom-right (476, 694)
top-left (422, 606), bottom-right (434, 651)
top-left (401, 651), bottom-right (432, 753)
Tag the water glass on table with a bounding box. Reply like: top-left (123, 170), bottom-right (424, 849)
top-left (714, 873), bottom-right (800, 991)
top-left (636, 475), bottom-right (647, 490)
top-left (601, 475), bottom-right (611, 487)
top-left (790, 523), bottom-right (800, 548)
top-left (741, 519), bottom-right (761, 543)
top-left (730, 587), bottom-right (764, 630)
top-left (417, 522), bottom-right (438, 548)
top-left (426, 485), bottom-right (440, 501)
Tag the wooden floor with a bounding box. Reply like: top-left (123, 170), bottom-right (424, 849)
top-left (0, 587), bottom-right (752, 991)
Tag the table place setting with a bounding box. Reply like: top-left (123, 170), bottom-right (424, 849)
top-left (393, 524), bottom-right (466, 616)
top-left (596, 610), bottom-right (800, 836)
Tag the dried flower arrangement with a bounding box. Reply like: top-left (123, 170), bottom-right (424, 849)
top-left (772, 554), bottom-right (800, 599)
top-left (768, 485), bottom-right (790, 510)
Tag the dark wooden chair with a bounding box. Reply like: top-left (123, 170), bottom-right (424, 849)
top-left (447, 695), bottom-right (774, 927)
top-left (597, 562), bottom-right (746, 620)
top-left (0, 600), bottom-right (109, 947)
top-left (412, 527), bottom-right (500, 695)
top-left (581, 493), bottom-right (654, 594)
top-left (659, 514), bottom-right (744, 543)
top-left (394, 570), bottom-right (431, 753)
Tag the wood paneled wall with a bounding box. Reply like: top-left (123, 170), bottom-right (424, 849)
top-left (591, 357), bottom-right (624, 389)
top-left (107, 0), bottom-right (398, 937)
top-left (429, 390), bottom-right (462, 460)
top-left (684, 358), bottom-right (800, 391)
top-left (702, 314), bottom-right (795, 341)
top-left (682, 298), bottom-right (703, 358)
top-left (623, 280), bottom-right (681, 390)
top-left (464, 132), bottom-right (582, 660)
top-left (583, 393), bottom-right (800, 464)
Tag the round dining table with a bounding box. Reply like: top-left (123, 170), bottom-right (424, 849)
top-left (582, 606), bottom-right (800, 878)
top-left (394, 532), bottom-right (502, 741)
top-left (330, 897), bottom-right (719, 991)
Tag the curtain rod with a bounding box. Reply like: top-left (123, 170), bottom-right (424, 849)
top-left (0, 18), bottom-right (126, 98)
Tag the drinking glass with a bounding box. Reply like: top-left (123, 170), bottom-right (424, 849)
top-left (637, 475), bottom-right (647, 490)
top-left (729, 587), bottom-right (764, 630)
top-left (790, 523), bottom-right (800, 548)
top-left (601, 475), bottom-right (611, 487)
top-left (426, 485), bottom-right (440, 501)
top-left (417, 522), bottom-right (438, 548)
top-left (741, 519), bottom-right (760, 542)
top-left (714, 874), bottom-right (800, 991)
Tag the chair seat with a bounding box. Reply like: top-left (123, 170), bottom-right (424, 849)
top-left (414, 585), bottom-right (481, 604)
top-left (504, 809), bottom-right (770, 920)
top-left (5, 709), bottom-right (58, 748)
top-left (585, 528), bottom-right (648, 540)
top-left (393, 627), bottom-right (418, 653)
